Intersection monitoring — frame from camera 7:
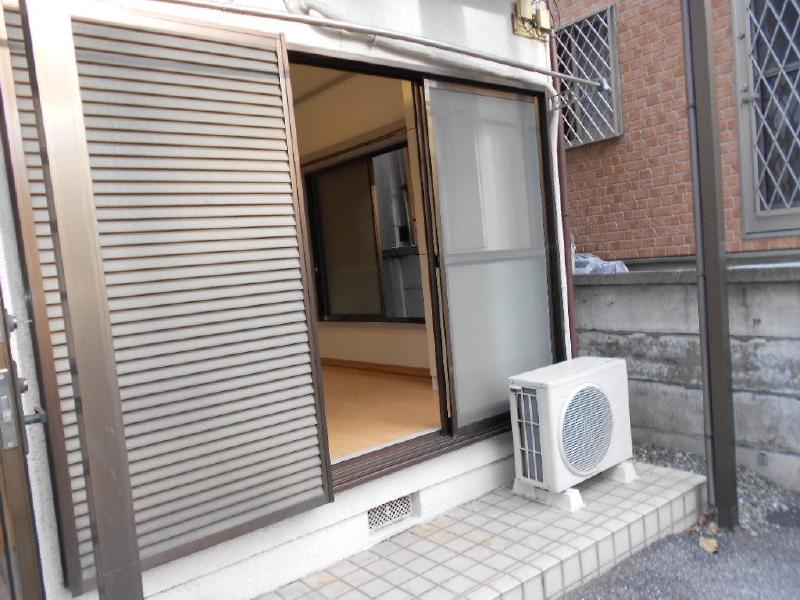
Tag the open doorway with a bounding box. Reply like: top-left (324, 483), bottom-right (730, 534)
top-left (289, 63), bottom-right (441, 462)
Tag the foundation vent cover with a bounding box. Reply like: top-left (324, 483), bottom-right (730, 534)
top-left (367, 495), bottom-right (413, 530)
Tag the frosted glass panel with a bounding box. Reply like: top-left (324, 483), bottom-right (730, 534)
top-left (428, 86), bottom-right (553, 427)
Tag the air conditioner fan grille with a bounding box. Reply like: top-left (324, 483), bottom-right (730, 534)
top-left (561, 384), bottom-right (613, 474)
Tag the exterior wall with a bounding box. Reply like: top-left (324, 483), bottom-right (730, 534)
top-left (144, 435), bottom-right (514, 599)
top-left (576, 268), bottom-right (800, 491)
top-left (558, 0), bottom-right (800, 260)
top-left (0, 1), bottom-right (565, 598)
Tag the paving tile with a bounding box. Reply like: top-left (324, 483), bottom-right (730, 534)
top-left (342, 569), bottom-right (376, 588)
top-left (484, 552), bottom-right (517, 573)
top-left (319, 580), bottom-right (353, 599)
top-left (375, 589), bottom-right (412, 600)
top-left (371, 541), bottom-right (402, 558)
top-left (463, 561), bottom-right (499, 583)
top-left (423, 545), bottom-right (456, 564)
top-left (446, 520), bottom-right (474, 536)
top-left (385, 548), bottom-right (416, 566)
top-left (486, 572), bottom-right (520, 594)
top-left (350, 551), bottom-right (381, 568)
top-left (500, 585), bottom-right (523, 600)
top-left (444, 536), bottom-right (475, 553)
top-left (405, 555), bottom-right (436, 575)
top-left (328, 560), bottom-right (359, 579)
top-left (399, 576), bottom-right (435, 596)
top-left (464, 527), bottom-right (494, 543)
top-left (277, 580), bottom-right (314, 600)
top-left (365, 558), bottom-right (396, 578)
top-left (407, 538), bottom-right (438, 555)
top-left (464, 544), bottom-right (495, 562)
top-left (302, 571), bottom-right (338, 590)
top-left (419, 588), bottom-right (456, 600)
top-left (359, 578), bottom-right (393, 599)
top-left (428, 528), bottom-right (457, 545)
top-left (339, 590), bottom-right (370, 600)
top-left (442, 573), bottom-right (478, 595)
top-left (424, 564), bottom-right (458, 584)
top-left (466, 585), bottom-right (499, 600)
top-left (382, 566), bottom-right (414, 586)
top-left (443, 553), bottom-right (477, 572)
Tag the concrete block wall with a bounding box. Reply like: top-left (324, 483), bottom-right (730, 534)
top-left (575, 268), bottom-right (800, 491)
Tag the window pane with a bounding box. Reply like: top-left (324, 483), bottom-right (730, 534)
top-left (314, 160), bottom-right (382, 316)
top-left (428, 86), bottom-right (553, 427)
top-left (372, 148), bottom-right (425, 319)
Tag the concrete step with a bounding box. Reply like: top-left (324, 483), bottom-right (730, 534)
top-left (262, 462), bottom-right (706, 600)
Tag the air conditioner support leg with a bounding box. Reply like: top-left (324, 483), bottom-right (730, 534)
top-left (608, 460), bottom-right (637, 484)
top-left (513, 479), bottom-right (585, 512)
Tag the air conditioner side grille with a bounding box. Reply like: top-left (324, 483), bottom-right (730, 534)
top-left (561, 384), bottom-right (613, 474)
top-left (515, 387), bottom-right (544, 482)
top-left (367, 495), bottom-right (413, 530)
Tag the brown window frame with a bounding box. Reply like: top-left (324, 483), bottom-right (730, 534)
top-left (288, 52), bottom-right (568, 491)
top-left (304, 142), bottom-right (427, 325)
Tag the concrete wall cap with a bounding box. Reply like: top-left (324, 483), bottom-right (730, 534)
top-left (575, 265), bottom-right (800, 286)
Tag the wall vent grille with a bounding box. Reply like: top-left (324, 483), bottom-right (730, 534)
top-left (367, 495), bottom-right (413, 530)
top-left (514, 387), bottom-right (544, 482)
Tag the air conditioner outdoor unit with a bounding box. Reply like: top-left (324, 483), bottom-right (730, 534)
top-left (509, 356), bottom-right (635, 511)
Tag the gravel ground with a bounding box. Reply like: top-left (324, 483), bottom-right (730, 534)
top-left (563, 446), bottom-right (800, 600)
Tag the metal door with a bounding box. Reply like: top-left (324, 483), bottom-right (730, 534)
top-left (0, 285), bottom-right (43, 600)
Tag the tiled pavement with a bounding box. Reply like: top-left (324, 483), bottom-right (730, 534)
top-left (260, 463), bottom-right (706, 600)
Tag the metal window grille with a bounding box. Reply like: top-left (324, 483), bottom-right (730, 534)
top-left (367, 495), bottom-right (413, 530)
top-left (555, 6), bottom-right (622, 148)
top-left (746, 0), bottom-right (800, 215)
top-left (514, 387), bottom-right (544, 483)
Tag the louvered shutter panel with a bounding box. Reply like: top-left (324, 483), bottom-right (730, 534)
top-left (7, 10), bottom-right (331, 585)
top-left (3, 10), bottom-right (96, 586)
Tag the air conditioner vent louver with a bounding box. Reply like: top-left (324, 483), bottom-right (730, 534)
top-left (514, 387), bottom-right (544, 482)
top-left (561, 385), bottom-right (613, 474)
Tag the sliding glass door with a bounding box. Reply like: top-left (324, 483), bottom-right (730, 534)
top-left (424, 81), bottom-right (555, 430)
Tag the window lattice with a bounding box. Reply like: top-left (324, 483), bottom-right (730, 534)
top-left (555, 6), bottom-right (622, 148)
top-left (747, 0), bottom-right (800, 213)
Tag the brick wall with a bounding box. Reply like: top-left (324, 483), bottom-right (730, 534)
top-left (557, 0), bottom-right (800, 260)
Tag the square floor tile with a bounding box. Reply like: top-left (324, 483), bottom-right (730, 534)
top-left (442, 574), bottom-right (477, 595)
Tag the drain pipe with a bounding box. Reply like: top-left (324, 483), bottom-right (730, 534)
top-left (548, 36), bottom-right (578, 359)
top-left (681, 0), bottom-right (738, 529)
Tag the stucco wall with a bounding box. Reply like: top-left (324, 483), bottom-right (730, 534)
top-left (576, 268), bottom-right (800, 491)
top-left (0, 1), bottom-right (563, 599)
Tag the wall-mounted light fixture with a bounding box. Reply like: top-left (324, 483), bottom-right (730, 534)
top-left (512, 0), bottom-right (553, 41)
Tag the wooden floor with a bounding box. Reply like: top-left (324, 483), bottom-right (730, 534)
top-left (322, 365), bottom-right (440, 461)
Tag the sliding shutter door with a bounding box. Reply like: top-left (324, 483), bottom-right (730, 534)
top-left (72, 18), bottom-right (331, 565)
top-left (11, 6), bottom-right (331, 587)
top-left (2, 10), bottom-right (92, 590)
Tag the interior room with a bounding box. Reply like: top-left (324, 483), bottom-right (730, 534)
top-left (290, 63), bottom-right (441, 462)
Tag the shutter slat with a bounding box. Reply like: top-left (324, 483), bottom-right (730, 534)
top-left (13, 13), bottom-right (328, 583)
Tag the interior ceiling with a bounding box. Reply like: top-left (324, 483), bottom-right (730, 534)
top-left (290, 64), bottom-right (352, 103)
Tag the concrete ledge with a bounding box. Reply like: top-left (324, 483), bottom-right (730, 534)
top-left (575, 265), bottom-right (800, 286)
